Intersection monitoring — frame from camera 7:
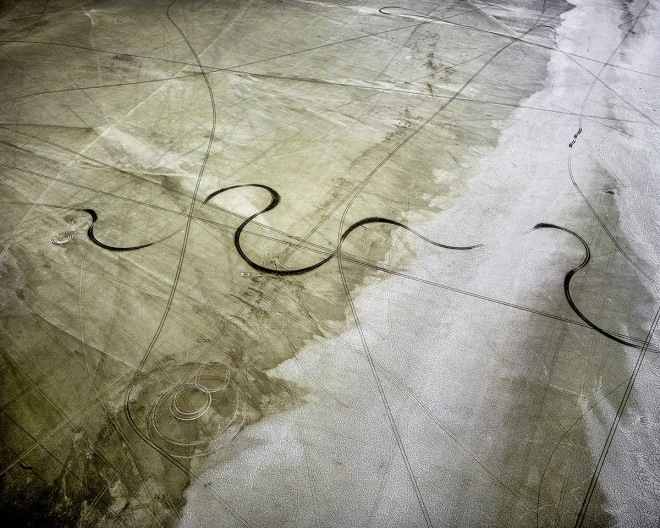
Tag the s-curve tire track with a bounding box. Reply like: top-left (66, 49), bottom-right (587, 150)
top-left (533, 223), bottom-right (642, 349)
top-left (204, 184), bottom-right (480, 275)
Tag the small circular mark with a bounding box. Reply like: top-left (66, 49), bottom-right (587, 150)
top-left (51, 232), bottom-right (74, 245)
top-left (170, 384), bottom-right (212, 421)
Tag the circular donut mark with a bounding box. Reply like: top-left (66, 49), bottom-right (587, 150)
top-left (170, 384), bottom-right (212, 421)
top-left (146, 364), bottom-right (245, 458)
top-left (51, 231), bottom-right (74, 245)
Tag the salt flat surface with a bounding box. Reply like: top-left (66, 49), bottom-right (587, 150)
top-left (0, 0), bottom-right (658, 526)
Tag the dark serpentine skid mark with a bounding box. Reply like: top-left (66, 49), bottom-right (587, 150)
top-left (204, 184), bottom-right (481, 276)
top-left (533, 223), bottom-right (640, 349)
top-left (80, 184), bottom-right (641, 351)
top-left (81, 208), bottom-right (162, 251)
top-left (568, 127), bottom-right (582, 148)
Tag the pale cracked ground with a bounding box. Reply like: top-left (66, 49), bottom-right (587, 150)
top-left (0, 0), bottom-right (659, 526)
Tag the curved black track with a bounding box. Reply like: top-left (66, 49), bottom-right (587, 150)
top-left (204, 184), bottom-right (481, 276)
top-left (81, 208), bottom-right (182, 251)
top-left (533, 223), bottom-right (639, 349)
